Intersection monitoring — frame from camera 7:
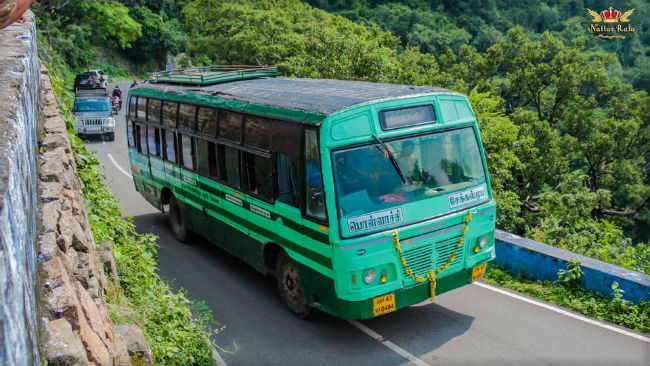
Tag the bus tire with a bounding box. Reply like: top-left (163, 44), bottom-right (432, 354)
top-left (169, 195), bottom-right (188, 243)
top-left (276, 251), bottom-right (311, 318)
top-left (105, 132), bottom-right (115, 141)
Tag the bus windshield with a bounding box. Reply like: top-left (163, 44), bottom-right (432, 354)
top-left (332, 127), bottom-right (487, 230)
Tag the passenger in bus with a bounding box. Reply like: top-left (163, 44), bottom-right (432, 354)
top-left (395, 140), bottom-right (423, 183)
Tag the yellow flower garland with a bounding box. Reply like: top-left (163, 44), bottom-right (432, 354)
top-left (392, 211), bottom-right (472, 301)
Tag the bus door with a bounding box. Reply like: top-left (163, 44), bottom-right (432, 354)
top-left (240, 151), bottom-right (276, 269)
top-left (216, 145), bottom-right (252, 258)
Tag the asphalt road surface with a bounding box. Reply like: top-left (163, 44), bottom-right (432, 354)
top-left (87, 82), bottom-right (650, 366)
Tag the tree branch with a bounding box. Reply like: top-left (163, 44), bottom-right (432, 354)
top-left (598, 196), bottom-right (650, 217)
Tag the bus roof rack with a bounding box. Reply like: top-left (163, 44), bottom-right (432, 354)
top-left (147, 65), bottom-right (279, 86)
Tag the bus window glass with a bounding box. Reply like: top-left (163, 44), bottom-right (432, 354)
top-left (164, 129), bottom-right (176, 163)
top-left (277, 153), bottom-right (300, 207)
top-left (127, 122), bottom-right (135, 147)
top-left (129, 96), bottom-right (137, 118)
top-left (136, 97), bottom-right (147, 120)
top-left (243, 153), bottom-right (273, 200)
top-left (181, 134), bottom-right (196, 170)
top-left (272, 121), bottom-right (301, 155)
top-left (147, 125), bottom-right (161, 157)
top-left (136, 123), bottom-right (148, 154)
top-left (197, 139), bottom-right (218, 178)
top-left (197, 107), bottom-right (218, 136)
top-left (162, 101), bottom-right (178, 128)
top-left (305, 129), bottom-right (326, 220)
top-left (219, 111), bottom-right (243, 142)
top-left (332, 127), bottom-right (487, 229)
top-left (147, 99), bottom-right (161, 123)
top-left (219, 145), bottom-right (241, 188)
top-left (244, 116), bottom-right (271, 150)
top-left (179, 104), bottom-right (196, 131)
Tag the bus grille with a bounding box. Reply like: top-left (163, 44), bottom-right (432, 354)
top-left (435, 235), bottom-right (464, 268)
top-left (401, 234), bottom-right (465, 284)
top-left (401, 244), bottom-right (434, 280)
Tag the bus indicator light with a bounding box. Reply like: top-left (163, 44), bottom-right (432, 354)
top-left (352, 275), bottom-right (357, 284)
top-left (474, 245), bottom-right (481, 253)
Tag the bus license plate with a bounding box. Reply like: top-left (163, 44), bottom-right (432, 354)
top-left (472, 263), bottom-right (487, 282)
top-left (373, 293), bottom-right (396, 316)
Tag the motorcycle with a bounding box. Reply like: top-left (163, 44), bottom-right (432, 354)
top-left (111, 95), bottom-right (122, 111)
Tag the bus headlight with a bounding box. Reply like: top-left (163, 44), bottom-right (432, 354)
top-left (106, 117), bottom-right (115, 126)
top-left (479, 236), bottom-right (488, 248)
top-left (363, 269), bottom-right (377, 284)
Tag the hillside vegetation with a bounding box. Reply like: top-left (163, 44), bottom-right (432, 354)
top-left (35, 0), bottom-right (649, 277)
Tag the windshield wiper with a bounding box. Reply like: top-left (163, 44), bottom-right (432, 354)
top-left (371, 134), bottom-right (406, 184)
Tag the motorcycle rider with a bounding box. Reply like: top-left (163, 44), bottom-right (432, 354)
top-left (112, 86), bottom-right (123, 109)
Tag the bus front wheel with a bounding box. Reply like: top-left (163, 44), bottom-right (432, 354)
top-left (276, 251), bottom-right (311, 318)
top-left (169, 195), bottom-right (188, 242)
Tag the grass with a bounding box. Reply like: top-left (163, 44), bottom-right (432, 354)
top-left (483, 264), bottom-right (650, 334)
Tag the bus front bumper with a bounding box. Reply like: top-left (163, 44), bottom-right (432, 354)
top-left (305, 262), bottom-right (490, 320)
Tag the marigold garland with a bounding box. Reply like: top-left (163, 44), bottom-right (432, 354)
top-left (392, 211), bottom-right (472, 301)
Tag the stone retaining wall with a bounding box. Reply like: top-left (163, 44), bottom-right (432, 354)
top-left (37, 66), bottom-right (151, 366)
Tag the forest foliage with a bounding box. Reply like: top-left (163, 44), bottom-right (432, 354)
top-left (34, 0), bottom-right (649, 276)
top-left (181, 0), bottom-right (650, 273)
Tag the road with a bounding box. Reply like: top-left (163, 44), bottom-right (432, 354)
top-left (88, 82), bottom-right (650, 366)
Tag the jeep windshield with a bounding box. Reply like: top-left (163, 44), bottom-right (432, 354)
top-left (332, 127), bottom-right (488, 236)
top-left (74, 99), bottom-right (110, 112)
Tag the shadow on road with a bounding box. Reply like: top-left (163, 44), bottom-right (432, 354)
top-left (131, 211), bottom-right (475, 365)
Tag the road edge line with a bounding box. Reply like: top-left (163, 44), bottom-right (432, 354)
top-left (348, 320), bottom-right (431, 366)
top-left (473, 281), bottom-right (650, 343)
top-left (212, 346), bottom-right (227, 366)
top-left (107, 153), bottom-right (132, 179)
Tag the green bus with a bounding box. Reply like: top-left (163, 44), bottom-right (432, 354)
top-left (126, 65), bottom-right (496, 319)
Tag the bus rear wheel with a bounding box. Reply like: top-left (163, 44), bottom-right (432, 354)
top-left (276, 251), bottom-right (311, 318)
top-left (169, 195), bottom-right (188, 242)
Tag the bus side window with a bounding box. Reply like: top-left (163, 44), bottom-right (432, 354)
top-left (162, 101), bottom-right (178, 128)
top-left (147, 99), bottom-right (161, 123)
top-left (164, 129), bottom-right (177, 163)
top-left (244, 115), bottom-right (271, 150)
top-left (197, 139), bottom-right (218, 178)
top-left (136, 97), bottom-right (147, 120)
top-left (304, 129), bottom-right (326, 220)
top-left (135, 123), bottom-right (148, 155)
top-left (277, 153), bottom-right (300, 207)
top-left (147, 125), bottom-right (161, 157)
top-left (219, 110), bottom-right (243, 143)
top-left (197, 107), bottom-right (218, 136)
top-left (129, 96), bottom-right (137, 119)
top-left (243, 153), bottom-right (273, 200)
top-left (179, 104), bottom-right (197, 131)
top-left (181, 134), bottom-right (196, 171)
top-left (127, 122), bottom-right (135, 147)
top-left (218, 145), bottom-right (241, 189)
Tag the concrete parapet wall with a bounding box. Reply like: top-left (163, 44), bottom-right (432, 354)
top-left (494, 229), bottom-right (650, 303)
top-left (0, 11), bottom-right (41, 366)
